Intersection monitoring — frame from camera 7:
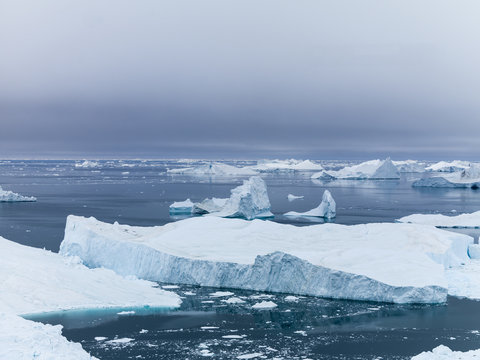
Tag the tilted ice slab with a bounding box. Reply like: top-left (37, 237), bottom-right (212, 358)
top-left (167, 162), bottom-right (257, 176)
top-left (192, 197), bottom-right (228, 214)
top-left (0, 236), bottom-right (180, 315)
top-left (392, 160), bottom-right (427, 173)
top-left (0, 312), bottom-right (97, 360)
top-left (249, 159), bottom-right (324, 172)
top-left (60, 215), bottom-right (473, 304)
top-left (285, 190), bottom-right (336, 219)
top-left (0, 185), bottom-right (36, 202)
top-left (413, 164), bottom-right (480, 189)
top-left (312, 158), bottom-right (400, 180)
top-left (425, 160), bottom-right (471, 172)
top-left (412, 345), bottom-right (480, 359)
top-left (398, 211), bottom-right (480, 228)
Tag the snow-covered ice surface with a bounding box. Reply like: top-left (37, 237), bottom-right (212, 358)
top-left (413, 165), bottom-right (480, 189)
top-left (0, 185), bottom-right (36, 202)
top-left (249, 159), bottom-right (324, 172)
top-left (167, 162), bottom-right (257, 176)
top-left (285, 190), bottom-right (336, 219)
top-left (426, 161), bottom-right (472, 172)
top-left (398, 211), bottom-right (480, 228)
top-left (0, 312), bottom-right (97, 360)
top-left (412, 345), bottom-right (480, 359)
top-left (312, 158), bottom-right (400, 180)
top-left (60, 215), bottom-right (473, 303)
top-left (169, 198), bottom-right (194, 214)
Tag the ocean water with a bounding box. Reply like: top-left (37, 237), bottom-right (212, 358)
top-left (2, 159), bottom-right (480, 359)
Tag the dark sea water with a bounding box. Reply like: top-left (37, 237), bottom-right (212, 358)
top-left (2, 159), bottom-right (480, 359)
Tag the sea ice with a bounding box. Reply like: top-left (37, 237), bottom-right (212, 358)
top-left (312, 158), bottom-right (400, 180)
top-left (169, 199), bottom-right (194, 214)
top-left (251, 301), bottom-right (277, 310)
top-left (284, 190), bottom-right (336, 219)
top-left (0, 185), bottom-right (36, 202)
top-left (60, 215), bottom-right (473, 303)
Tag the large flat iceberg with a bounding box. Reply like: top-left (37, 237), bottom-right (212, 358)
top-left (312, 158), bottom-right (400, 180)
top-left (0, 185), bottom-right (36, 202)
top-left (284, 190), bottom-right (336, 219)
top-left (250, 159), bottom-right (324, 172)
top-left (398, 211), bottom-right (480, 228)
top-left (60, 215), bottom-right (473, 304)
top-left (413, 164), bottom-right (480, 189)
top-left (167, 162), bottom-right (257, 176)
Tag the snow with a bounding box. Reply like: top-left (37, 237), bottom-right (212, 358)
top-left (167, 162), bottom-right (256, 176)
top-left (413, 165), bottom-right (480, 189)
top-left (284, 190), bottom-right (336, 219)
top-left (0, 185), bottom-right (36, 202)
top-left (0, 313), bottom-right (97, 360)
top-left (208, 176), bottom-right (273, 220)
top-left (250, 159), bottom-right (324, 172)
top-left (398, 211), bottom-right (480, 228)
top-left (75, 160), bottom-right (100, 169)
top-left (426, 160), bottom-right (471, 172)
top-left (287, 194), bottom-right (304, 201)
top-left (412, 345), bottom-right (480, 359)
top-left (0, 235), bottom-right (180, 360)
top-left (251, 301), bottom-right (277, 310)
top-left (392, 160), bottom-right (426, 173)
top-left (169, 198), bottom-right (194, 214)
top-left (60, 215), bottom-right (473, 304)
top-left (312, 158), bottom-right (400, 180)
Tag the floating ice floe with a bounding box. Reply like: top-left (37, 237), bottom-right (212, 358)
top-left (167, 162), bottom-right (257, 176)
top-left (287, 194), bottom-right (304, 201)
top-left (251, 301), bottom-right (277, 310)
top-left (284, 190), bottom-right (336, 219)
top-left (392, 160), bottom-right (427, 173)
top-left (413, 164), bottom-right (480, 189)
top-left (169, 199), bottom-right (194, 214)
top-left (0, 186), bottom-right (36, 202)
top-left (425, 160), bottom-right (471, 172)
top-left (249, 159), bottom-right (324, 172)
top-left (74, 160), bottom-right (100, 169)
top-left (0, 235), bottom-right (180, 359)
top-left (177, 177), bottom-right (273, 220)
top-left (60, 215), bottom-right (474, 304)
top-left (398, 211), bottom-right (480, 228)
top-left (311, 158), bottom-right (400, 180)
top-left (412, 345), bottom-right (480, 359)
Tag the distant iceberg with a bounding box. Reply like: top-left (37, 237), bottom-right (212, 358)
top-left (398, 211), bottom-right (480, 228)
top-left (413, 164), bottom-right (480, 189)
top-left (169, 199), bottom-right (194, 214)
top-left (287, 194), bottom-right (304, 201)
top-left (74, 160), bottom-right (100, 169)
top-left (167, 162), bottom-right (256, 176)
top-left (285, 190), bottom-right (336, 219)
top-left (250, 159), bottom-right (324, 172)
top-left (412, 345), bottom-right (480, 360)
top-left (425, 160), bottom-right (471, 172)
top-left (0, 185), bottom-right (36, 202)
top-left (311, 158), bottom-right (400, 180)
top-left (392, 160), bottom-right (426, 173)
top-left (60, 215), bottom-right (473, 304)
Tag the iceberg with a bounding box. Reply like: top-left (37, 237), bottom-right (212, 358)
top-left (426, 160), bottom-right (471, 172)
top-left (0, 312), bottom-right (97, 360)
top-left (167, 162), bottom-right (257, 176)
top-left (398, 211), bottom-right (480, 228)
top-left (287, 194), bottom-right (304, 201)
top-left (250, 159), bottom-right (324, 172)
top-left (60, 215), bottom-right (473, 304)
top-left (392, 160), bottom-right (426, 173)
top-left (412, 345), bottom-right (480, 359)
top-left (169, 198), bottom-right (194, 214)
top-left (192, 197), bottom-right (228, 214)
top-left (312, 158), bottom-right (400, 180)
top-left (284, 190), bottom-right (336, 219)
top-left (412, 164), bottom-right (480, 189)
top-left (74, 160), bottom-right (100, 169)
top-left (0, 185), bottom-right (36, 202)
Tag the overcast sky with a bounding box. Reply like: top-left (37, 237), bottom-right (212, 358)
top-left (1, 0), bottom-right (479, 159)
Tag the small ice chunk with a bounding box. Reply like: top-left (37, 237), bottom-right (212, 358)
top-left (284, 296), bottom-right (299, 302)
top-left (287, 194), bottom-right (304, 201)
top-left (209, 291), bottom-right (235, 297)
top-left (95, 336), bottom-right (107, 341)
top-left (222, 297), bottom-right (246, 304)
top-left (237, 353), bottom-right (263, 359)
top-left (251, 301), bottom-right (277, 310)
top-left (117, 310), bottom-right (135, 315)
top-left (169, 199), bottom-right (194, 215)
top-left (222, 334), bottom-right (246, 339)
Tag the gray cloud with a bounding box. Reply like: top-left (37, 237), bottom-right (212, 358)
top-left (1, 0), bottom-right (479, 159)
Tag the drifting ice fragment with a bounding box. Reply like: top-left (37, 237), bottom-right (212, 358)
top-left (285, 190), bottom-right (336, 219)
top-left (169, 199), bottom-right (194, 214)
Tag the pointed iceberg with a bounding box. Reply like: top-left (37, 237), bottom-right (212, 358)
top-left (285, 190), bottom-right (336, 219)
